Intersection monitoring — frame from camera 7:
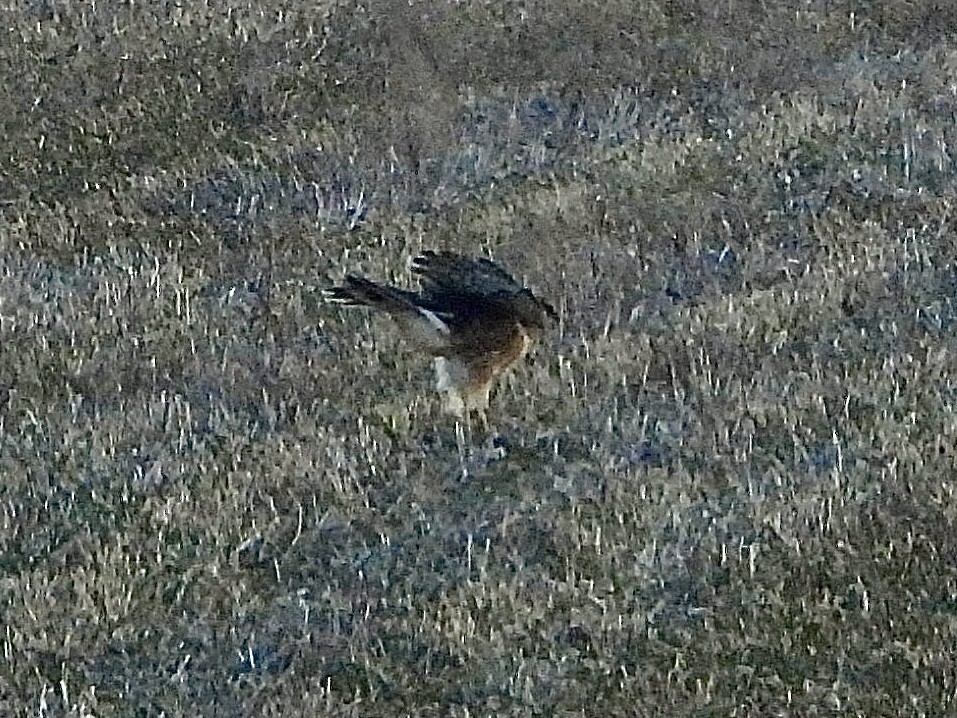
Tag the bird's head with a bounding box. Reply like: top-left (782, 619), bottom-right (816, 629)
top-left (514, 288), bottom-right (559, 335)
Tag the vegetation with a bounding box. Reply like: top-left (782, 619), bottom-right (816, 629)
top-left (1, 0), bottom-right (955, 715)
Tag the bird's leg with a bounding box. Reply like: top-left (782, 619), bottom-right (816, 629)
top-left (474, 408), bottom-right (507, 462)
top-left (475, 408), bottom-right (490, 436)
top-left (453, 410), bottom-right (504, 480)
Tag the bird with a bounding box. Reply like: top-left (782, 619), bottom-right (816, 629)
top-left (325, 250), bottom-right (557, 418)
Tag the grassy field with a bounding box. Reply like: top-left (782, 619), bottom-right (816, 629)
top-left (2, 0), bottom-right (956, 715)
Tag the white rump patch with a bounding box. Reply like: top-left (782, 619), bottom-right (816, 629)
top-left (416, 307), bottom-right (451, 335)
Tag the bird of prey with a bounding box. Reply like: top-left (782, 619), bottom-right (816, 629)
top-left (325, 250), bottom-right (557, 417)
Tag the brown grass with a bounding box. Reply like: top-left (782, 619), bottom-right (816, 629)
top-left (1, 1), bottom-right (956, 715)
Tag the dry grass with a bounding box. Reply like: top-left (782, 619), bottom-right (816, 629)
top-left (2, 1), bottom-right (956, 716)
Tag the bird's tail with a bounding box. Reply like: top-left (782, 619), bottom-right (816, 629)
top-left (324, 276), bottom-right (419, 316)
top-left (325, 275), bottom-right (451, 352)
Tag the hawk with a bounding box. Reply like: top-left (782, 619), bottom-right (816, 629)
top-left (325, 250), bottom-right (557, 417)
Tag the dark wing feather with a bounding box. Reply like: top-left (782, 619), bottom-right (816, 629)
top-left (411, 251), bottom-right (523, 300)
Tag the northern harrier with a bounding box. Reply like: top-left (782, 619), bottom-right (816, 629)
top-left (325, 250), bottom-right (557, 417)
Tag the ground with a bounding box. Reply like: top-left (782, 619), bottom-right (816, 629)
top-left (1, 1), bottom-right (956, 715)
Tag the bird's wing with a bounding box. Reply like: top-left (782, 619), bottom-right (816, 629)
top-left (411, 251), bottom-right (523, 300)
